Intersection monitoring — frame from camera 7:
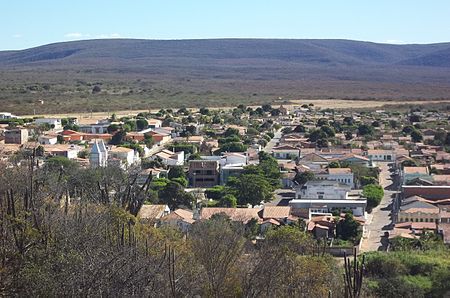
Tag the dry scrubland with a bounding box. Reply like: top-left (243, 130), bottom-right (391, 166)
top-left (1, 39), bottom-right (450, 115)
top-left (20, 99), bottom-right (450, 122)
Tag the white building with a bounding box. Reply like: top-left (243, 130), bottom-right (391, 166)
top-left (34, 118), bottom-right (62, 130)
top-left (291, 180), bottom-right (366, 218)
top-left (367, 149), bottom-right (395, 162)
top-left (317, 168), bottom-right (354, 188)
top-left (289, 199), bottom-right (367, 218)
top-left (272, 145), bottom-right (301, 159)
top-left (89, 139), bottom-right (108, 167)
top-left (154, 149), bottom-right (185, 166)
top-left (295, 180), bottom-right (351, 200)
top-left (109, 146), bottom-right (138, 168)
top-left (38, 135), bottom-right (58, 145)
top-left (0, 112), bottom-right (16, 119)
top-left (78, 121), bottom-right (111, 134)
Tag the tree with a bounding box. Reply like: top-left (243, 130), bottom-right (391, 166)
top-left (159, 181), bottom-right (193, 210)
top-left (224, 127), bottom-right (240, 137)
top-left (293, 124), bottom-right (306, 133)
top-left (92, 85), bottom-right (102, 93)
top-left (343, 116), bottom-right (354, 126)
top-left (328, 161), bottom-right (341, 168)
top-left (402, 125), bottom-right (415, 135)
top-left (411, 130), bottom-right (423, 143)
top-left (168, 166), bottom-right (186, 179)
top-left (107, 124), bottom-right (120, 133)
top-left (262, 104), bottom-right (272, 112)
top-left (171, 177), bottom-right (188, 187)
top-left (270, 109), bottom-right (281, 116)
top-left (124, 120), bottom-right (137, 132)
top-left (136, 118), bottom-right (148, 131)
top-left (218, 142), bottom-right (247, 153)
top-left (308, 129), bottom-right (327, 142)
top-left (227, 174), bottom-right (273, 206)
top-left (219, 194), bottom-right (237, 208)
top-left (409, 114), bottom-right (421, 123)
top-left (199, 107), bottom-right (210, 115)
top-left (360, 176), bottom-right (378, 186)
top-left (317, 118), bottom-right (329, 127)
top-left (293, 170), bottom-right (315, 185)
top-left (335, 213), bottom-right (361, 242)
top-left (363, 184), bottom-right (384, 211)
top-left (357, 124), bottom-right (374, 136)
top-left (110, 130), bottom-right (126, 145)
top-left (389, 120), bottom-right (398, 129)
top-left (190, 215), bottom-right (245, 297)
top-left (205, 185), bottom-right (227, 200)
top-left (345, 131), bottom-right (353, 140)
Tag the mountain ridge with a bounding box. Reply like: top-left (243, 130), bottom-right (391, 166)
top-left (1, 38), bottom-right (450, 114)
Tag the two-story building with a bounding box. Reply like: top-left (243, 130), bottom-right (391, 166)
top-left (188, 160), bottom-right (220, 187)
top-left (5, 129), bottom-right (28, 144)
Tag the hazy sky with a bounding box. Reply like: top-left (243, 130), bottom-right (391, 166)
top-left (2, 0), bottom-right (449, 50)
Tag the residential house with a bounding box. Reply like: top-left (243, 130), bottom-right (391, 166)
top-left (138, 204), bottom-right (170, 226)
top-left (295, 180), bottom-right (351, 200)
top-left (402, 166), bottom-right (431, 184)
top-left (147, 119), bottom-right (162, 129)
top-left (159, 209), bottom-right (195, 232)
top-left (5, 129), bottom-right (28, 144)
top-left (38, 134), bottom-right (58, 145)
top-left (188, 160), bottom-right (220, 187)
top-left (34, 118), bottom-right (62, 130)
top-left (0, 112), bottom-right (16, 119)
top-left (200, 207), bottom-right (261, 224)
top-left (317, 167), bottom-right (354, 188)
top-left (367, 149), bottom-right (395, 162)
top-left (339, 154), bottom-right (370, 167)
top-left (272, 145), bottom-right (300, 159)
top-left (154, 149), bottom-right (184, 166)
top-left (109, 146), bottom-right (138, 168)
top-left (291, 180), bottom-right (366, 218)
top-left (398, 196), bottom-right (440, 223)
top-left (44, 144), bottom-right (82, 159)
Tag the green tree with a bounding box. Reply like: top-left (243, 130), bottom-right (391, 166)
top-left (168, 165), bottom-right (186, 179)
top-left (110, 130), bottom-right (126, 145)
top-left (219, 194), bottom-right (237, 208)
top-left (224, 127), bottom-right (240, 137)
top-left (411, 130), bottom-right (423, 142)
top-left (159, 181), bottom-right (193, 210)
top-left (328, 161), bottom-right (340, 168)
top-left (293, 171), bottom-right (315, 185)
top-left (363, 184), bottom-right (384, 211)
top-left (136, 118), bottom-right (148, 131)
top-left (171, 177), bottom-right (188, 187)
top-left (228, 174), bottom-right (273, 206)
top-left (335, 213), bottom-right (361, 242)
top-left (357, 124), bottom-right (374, 136)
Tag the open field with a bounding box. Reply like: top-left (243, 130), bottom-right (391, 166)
top-left (20, 99), bottom-right (450, 124)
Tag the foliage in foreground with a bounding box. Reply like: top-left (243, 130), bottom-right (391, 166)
top-left (0, 158), bottom-right (344, 297)
top-left (363, 249), bottom-right (450, 297)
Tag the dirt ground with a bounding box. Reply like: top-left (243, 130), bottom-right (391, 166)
top-left (21, 99), bottom-right (450, 124)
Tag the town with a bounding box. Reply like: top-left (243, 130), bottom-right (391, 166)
top-left (1, 103), bottom-right (449, 296)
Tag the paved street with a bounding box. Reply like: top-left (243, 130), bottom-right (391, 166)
top-left (360, 162), bottom-right (398, 252)
top-left (263, 129), bottom-right (282, 152)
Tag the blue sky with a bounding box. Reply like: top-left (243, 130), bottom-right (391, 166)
top-left (1, 0), bottom-right (449, 50)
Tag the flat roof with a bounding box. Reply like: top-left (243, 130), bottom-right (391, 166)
top-left (290, 199), bottom-right (366, 205)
